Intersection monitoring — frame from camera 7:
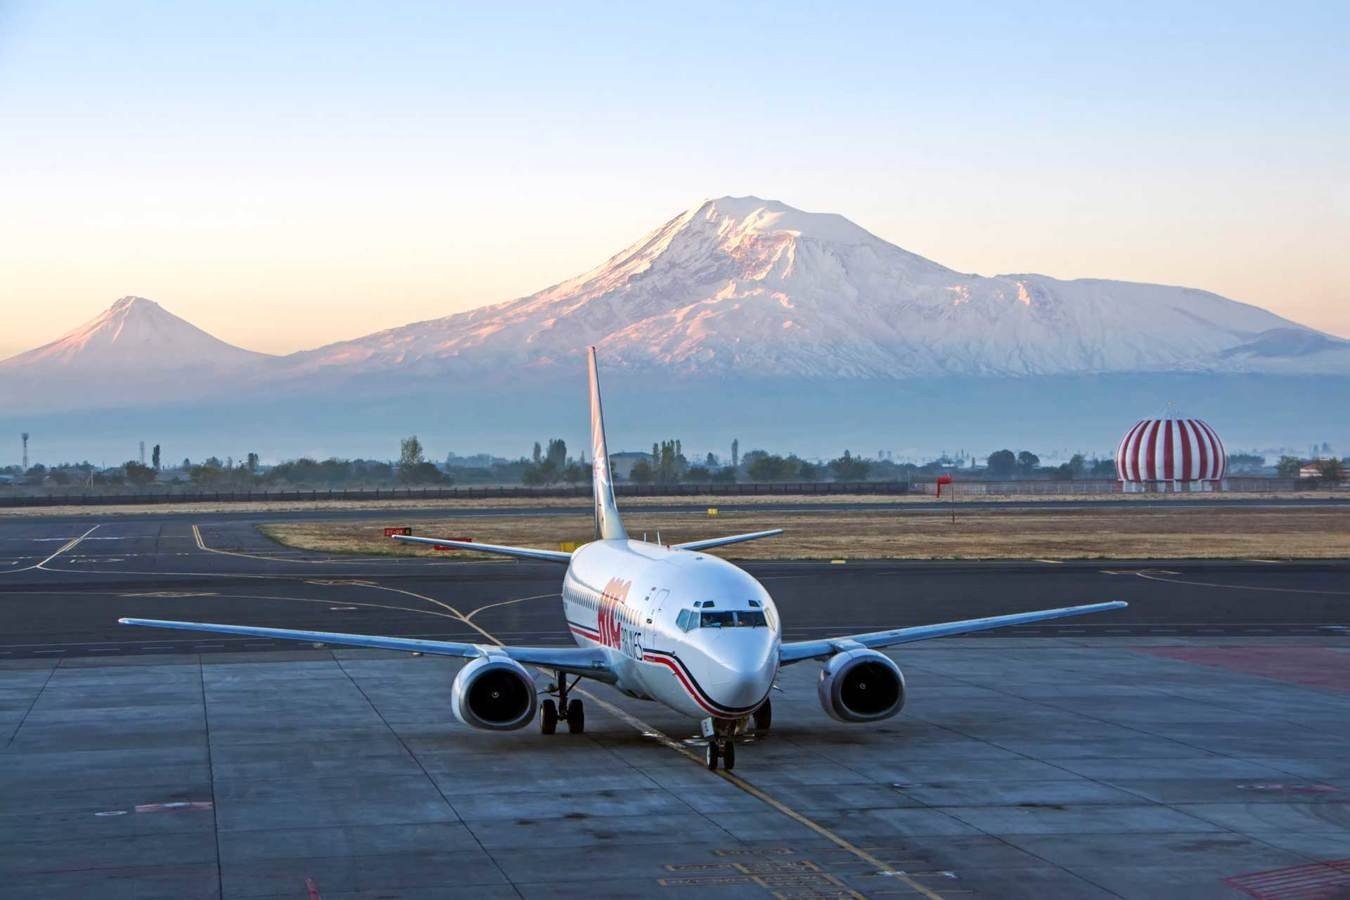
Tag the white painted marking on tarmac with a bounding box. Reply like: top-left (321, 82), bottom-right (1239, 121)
top-left (31, 536), bottom-right (123, 542)
top-left (33, 524), bottom-right (101, 570)
top-left (1033, 559), bottom-right (1063, 565)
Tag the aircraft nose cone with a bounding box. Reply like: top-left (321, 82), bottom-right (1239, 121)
top-left (706, 633), bottom-right (778, 710)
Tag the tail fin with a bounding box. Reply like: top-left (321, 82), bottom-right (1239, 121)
top-left (588, 347), bottom-right (627, 541)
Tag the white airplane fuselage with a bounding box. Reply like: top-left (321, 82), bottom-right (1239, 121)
top-left (561, 539), bottom-right (780, 720)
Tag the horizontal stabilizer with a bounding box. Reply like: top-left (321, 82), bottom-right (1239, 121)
top-left (391, 534), bottom-right (572, 563)
top-left (673, 529), bottom-right (784, 552)
top-left (118, 618), bottom-right (615, 681)
top-left (780, 601), bottom-right (1127, 664)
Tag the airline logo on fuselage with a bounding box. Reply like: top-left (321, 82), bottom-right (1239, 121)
top-left (597, 577), bottom-right (642, 660)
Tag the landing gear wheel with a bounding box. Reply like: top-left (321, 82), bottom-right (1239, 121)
top-left (721, 740), bottom-right (736, 770)
top-left (753, 698), bottom-right (772, 733)
top-left (540, 699), bottom-right (558, 735)
top-left (705, 740), bottom-right (720, 770)
top-left (566, 699), bottom-right (585, 734)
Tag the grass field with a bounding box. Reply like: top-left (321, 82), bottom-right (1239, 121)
top-left (261, 504), bottom-right (1350, 560)
top-left (3, 489), bottom-right (1342, 518)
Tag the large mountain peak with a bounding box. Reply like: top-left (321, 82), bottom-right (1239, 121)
top-left (282, 196), bottom-right (1350, 379)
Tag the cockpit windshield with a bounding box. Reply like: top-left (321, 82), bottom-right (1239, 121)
top-left (678, 609), bottom-right (768, 630)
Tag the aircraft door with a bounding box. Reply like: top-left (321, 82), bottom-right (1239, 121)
top-left (644, 588), bottom-right (671, 654)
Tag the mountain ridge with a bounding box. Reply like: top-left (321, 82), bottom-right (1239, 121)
top-left (278, 196), bottom-right (1350, 380)
top-left (4, 198), bottom-right (1348, 392)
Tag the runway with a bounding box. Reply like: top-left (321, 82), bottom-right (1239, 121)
top-left (0, 515), bottom-right (1347, 659)
top-left (3, 514), bottom-right (1349, 898)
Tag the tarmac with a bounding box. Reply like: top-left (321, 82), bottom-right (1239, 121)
top-left (2, 510), bottom-right (1349, 898)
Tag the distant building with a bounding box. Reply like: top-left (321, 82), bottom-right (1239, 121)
top-left (608, 452), bottom-right (652, 480)
top-left (1116, 417), bottom-right (1226, 493)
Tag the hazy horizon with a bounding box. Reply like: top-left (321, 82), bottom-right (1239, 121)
top-left (2, 2), bottom-right (1347, 359)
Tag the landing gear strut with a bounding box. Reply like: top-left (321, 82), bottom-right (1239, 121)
top-left (701, 717), bottom-right (738, 770)
top-left (540, 671), bottom-right (584, 735)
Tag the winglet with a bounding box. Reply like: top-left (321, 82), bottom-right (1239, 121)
top-left (588, 347), bottom-right (627, 541)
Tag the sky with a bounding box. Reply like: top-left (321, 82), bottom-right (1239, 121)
top-left (1, 1), bottom-right (1347, 359)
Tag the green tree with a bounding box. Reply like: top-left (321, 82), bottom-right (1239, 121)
top-left (987, 449), bottom-right (1016, 478)
top-left (747, 454), bottom-right (791, 482)
top-left (828, 450), bottom-right (870, 481)
top-left (1276, 456), bottom-right (1303, 477)
top-left (400, 436), bottom-right (425, 468)
top-left (731, 439), bottom-right (739, 469)
top-left (1016, 450), bottom-right (1040, 476)
top-left (545, 439), bottom-right (566, 470)
top-left (1318, 458), bottom-right (1346, 482)
top-left (124, 461), bottom-right (156, 486)
top-left (532, 441), bottom-right (543, 465)
top-left (151, 444), bottom-right (161, 471)
top-left (246, 452), bottom-right (260, 473)
top-left (398, 436), bottom-right (443, 484)
top-left (629, 460), bottom-right (654, 484)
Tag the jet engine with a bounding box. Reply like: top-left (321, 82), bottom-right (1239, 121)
top-left (817, 648), bottom-right (906, 723)
top-left (450, 654), bottom-right (538, 731)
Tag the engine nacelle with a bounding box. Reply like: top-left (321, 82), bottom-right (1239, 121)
top-left (818, 648), bottom-right (906, 723)
top-left (450, 654), bottom-right (538, 731)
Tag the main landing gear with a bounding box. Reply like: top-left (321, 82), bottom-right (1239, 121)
top-left (753, 697), bottom-right (772, 733)
top-left (540, 671), bottom-right (584, 735)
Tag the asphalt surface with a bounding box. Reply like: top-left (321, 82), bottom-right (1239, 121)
top-left (4, 512), bottom-right (1350, 898)
top-left (0, 514), bottom-right (1346, 659)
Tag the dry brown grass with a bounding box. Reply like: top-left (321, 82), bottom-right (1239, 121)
top-left (261, 505), bottom-right (1350, 561)
top-left (3, 489), bottom-right (1341, 519)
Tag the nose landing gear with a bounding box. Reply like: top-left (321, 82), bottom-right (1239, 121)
top-left (704, 737), bottom-right (736, 770)
top-left (701, 717), bottom-right (741, 770)
top-left (540, 671), bottom-right (585, 735)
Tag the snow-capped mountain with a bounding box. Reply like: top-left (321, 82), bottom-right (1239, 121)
top-left (284, 196), bottom-right (1350, 379)
top-left (0, 296), bottom-right (270, 374)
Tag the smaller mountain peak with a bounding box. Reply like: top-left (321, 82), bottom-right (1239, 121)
top-left (109, 296), bottom-right (159, 313)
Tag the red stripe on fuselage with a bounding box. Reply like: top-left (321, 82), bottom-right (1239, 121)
top-left (642, 653), bottom-right (726, 717)
top-left (569, 623), bottom-right (600, 641)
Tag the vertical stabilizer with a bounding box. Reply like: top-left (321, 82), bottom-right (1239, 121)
top-left (587, 348), bottom-right (627, 541)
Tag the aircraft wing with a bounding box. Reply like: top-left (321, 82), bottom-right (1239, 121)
top-left (778, 601), bottom-right (1127, 665)
top-left (391, 534), bottom-right (573, 564)
top-left (118, 618), bottom-right (617, 682)
top-left (673, 529), bottom-right (784, 552)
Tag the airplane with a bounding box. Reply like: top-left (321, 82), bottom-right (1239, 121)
top-left (122, 348), bottom-right (1126, 770)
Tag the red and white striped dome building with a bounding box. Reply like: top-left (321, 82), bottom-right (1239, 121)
top-left (1115, 418), bottom-right (1227, 492)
